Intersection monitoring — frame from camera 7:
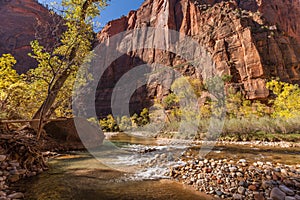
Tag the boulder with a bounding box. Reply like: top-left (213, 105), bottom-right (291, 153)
top-left (44, 117), bottom-right (105, 150)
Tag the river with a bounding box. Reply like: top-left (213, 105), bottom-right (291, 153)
top-left (14, 133), bottom-right (300, 199)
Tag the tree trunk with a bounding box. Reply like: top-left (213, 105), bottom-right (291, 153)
top-left (31, 70), bottom-right (70, 139)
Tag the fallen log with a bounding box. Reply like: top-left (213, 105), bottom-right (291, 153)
top-left (0, 118), bottom-right (69, 124)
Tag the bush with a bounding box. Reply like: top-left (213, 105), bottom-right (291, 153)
top-left (99, 109), bottom-right (150, 132)
top-left (267, 79), bottom-right (300, 118)
top-left (119, 116), bottom-right (132, 131)
top-left (99, 114), bottom-right (119, 132)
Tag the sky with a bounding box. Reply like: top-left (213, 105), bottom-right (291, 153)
top-left (38, 0), bottom-right (145, 30)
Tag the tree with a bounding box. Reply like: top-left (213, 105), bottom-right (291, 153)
top-left (266, 79), bottom-right (300, 118)
top-left (28, 0), bottom-right (108, 139)
top-left (0, 54), bottom-right (27, 119)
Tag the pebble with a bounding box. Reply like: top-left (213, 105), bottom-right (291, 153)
top-left (270, 187), bottom-right (287, 200)
top-left (7, 192), bottom-right (24, 199)
top-left (0, 156), bottom-right (6, 162)
top-left (216, 190), bottom-right (223, 196)
top-left (229, 167), bottom-right (237, 172)
top-left (285, 197), bottom-right (296, 200)
top-left (169, 157), bottom-right (300, 200)
top-left (233, 193), bottom-right (243, 199)
top-left (279, 185), bottom-right (295, 196)
top-left (0, 151), bottom-right (44, 199)
top-left (248, 184), bottom-right (257, 191)
top-left (237, 186), bottom-right (245, 194)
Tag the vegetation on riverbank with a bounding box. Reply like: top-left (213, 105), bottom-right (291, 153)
top-left (97, 78), bottom-right (300, 142)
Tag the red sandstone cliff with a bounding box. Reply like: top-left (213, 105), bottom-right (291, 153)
top-left (0, 0), bottom-right (62, 73)
top-left (0, 0), bottom-right (299, 116)
top-left (95, 0), bottom-right (300, 115)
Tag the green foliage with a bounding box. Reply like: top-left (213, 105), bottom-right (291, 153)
top-left (225, 86), bottom-right (270, 119)
top-left (0, 54), bottom-right (27, 118)
top-left (171, 77), bottom-right (199, 101)
top-left (99, 109), bottom-right (150, 132)
top-left (1, 1), bottom-right (108, 126)
top-left (225, 88), bottom-right (243, 118)
top-left (29, 1), bottom-right (108, 120)
top-left (140, 108), bottom-right (150, 125)
top-left (131, 108), bottom-right (150, 126)
top-left (118, 116), bottom-right (132, 131)
top-left (221, 74), bottom-right (233, 83)
top-left (267, 79), bottom-right (300, 118)
top-left (163, 93), bottom-right (179, 109)
top-left (159, 78), bottom-right (300, 141)
top-left (99, 114), bottom-right (119, 132)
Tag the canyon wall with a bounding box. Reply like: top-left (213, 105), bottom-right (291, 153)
top-left (95, 0), bottom-right (300, 116)
top-left (1, 0), bottom-right (299, 116)
top-left (0, 0), bottom-right (62, 73)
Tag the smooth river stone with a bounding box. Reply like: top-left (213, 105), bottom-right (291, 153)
top-left (279, 185), bottom-right (295, 196)
top-left (0, 156), bottom-right (6, 162)
top-left (270, 187), bottom-right (286, 200)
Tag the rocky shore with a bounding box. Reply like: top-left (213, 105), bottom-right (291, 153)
top-left (0, 154), bottom-right (47, 200)
top-left (0, 129), bottom-right (57, 200)
top-left (155, 134), bottom-right (300, 149)
top-left (169, 158), bottom-right (300, 199)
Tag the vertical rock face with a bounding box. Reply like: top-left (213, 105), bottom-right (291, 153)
top-left (257, 0), bottom-right (300, 45)
top-left (95, 0), bottom-right (300, 116)
top-left (1, 0), bottom-right (299, 116)
top-left (0, 0), bottom-right (62, 73)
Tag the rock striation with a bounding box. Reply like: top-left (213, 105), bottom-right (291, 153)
top-left (95, 0), bottom-right (300, 116)
top-left (0, 0), bottom-right (62, 73)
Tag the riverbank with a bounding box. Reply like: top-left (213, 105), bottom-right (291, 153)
top-left (169, 157), bottom-right (300, 199)
top-left (0, 125), bottom-right (89, 200)
top-left (106, 132), bottom-right (300, 199)
top-left (16, 153), bottom-right (215, 200)
top-left (2, 130), bottom-right (300, 200)
top-left (0, 131), bottom-right (49, 200)
top-left (154, 131), bottom-right (300, 144)
top-left (0, 154), bottom-right (46, 200)
top-left (121, 130), bottom-right (300, 148)
top-left (155, 137), bottom-right (300, 148)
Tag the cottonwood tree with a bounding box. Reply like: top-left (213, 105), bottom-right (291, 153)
top-left (0, 54), bottom-right (28, 119)
top-left (28, 0), bottom-right (108, 139)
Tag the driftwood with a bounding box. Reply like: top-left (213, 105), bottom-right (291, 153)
top-left (0, 129), bottom-right (48, 171)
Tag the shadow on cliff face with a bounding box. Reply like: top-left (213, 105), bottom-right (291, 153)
top-left (94, 48), bottom-right (200, 118)
top-left (95, 53), bottom-right (151, 117)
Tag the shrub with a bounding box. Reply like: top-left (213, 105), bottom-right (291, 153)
top-left (267, 80), bottom-right (300, 118)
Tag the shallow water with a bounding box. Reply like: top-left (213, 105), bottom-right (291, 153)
top-left (15, 133), bottom-right (212, 200)
top-left (15, 133), bottom-right (300, 199)
top-left (16, 154), bottom-right (212, 200)
top-left (188, 143), bottom-right (300, 165)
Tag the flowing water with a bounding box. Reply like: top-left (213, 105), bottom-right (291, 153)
top-left (15, 133), bottom-right (300, 200)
